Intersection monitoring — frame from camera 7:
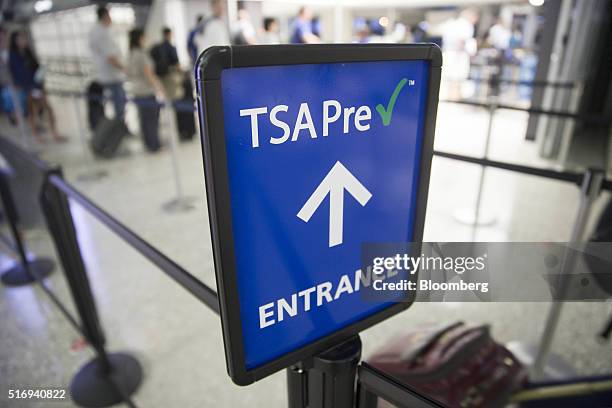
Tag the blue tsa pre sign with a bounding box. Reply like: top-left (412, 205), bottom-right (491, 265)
top-left (197, 45), bottom-right (441, 384)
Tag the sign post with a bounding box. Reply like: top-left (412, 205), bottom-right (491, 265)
top-left (196, 44), bottom-right (441, 386)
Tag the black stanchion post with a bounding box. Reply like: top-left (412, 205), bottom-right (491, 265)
top-left (0, 165), bottom-right (55, 286)
top-left (453, 100), bottom-right (498, 232)
top-left (288, 336), bottom-right (361, 408)
top-left (287, 365), bottom-right (307, 408)
top-left (161, 101), bottom-right (196, 212)
top-left (40, 171), bottom-right (142, 407)
top-left (531, 168), bottom-right (605, 379)
top-left (356, 383), bottom-right (378, 408)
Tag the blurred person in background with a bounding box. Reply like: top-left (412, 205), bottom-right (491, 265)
top-left (487, 17), bottom-right (512, 52)
top-left (261, 17), bottom-right (280, 44)
top-left (390, 23), bottom-right (411, 43)
top-left (126, 28), bottom-right (165, 153)
top-left (151, 27), bottom-right (183, 101)
top-left (290, 6), bottom-right (320, 44)
top-left (89, 6), bottom-right (126, 122)
top-left (153, 27), bottom-right (194, 141)
top-left (441, 8), bottom-right (479, 99)
top-left (8, 30), bottom-right (64, 143)
top-left (187, 15), bottom-right (205, 66)
top-left (233, 8), bottom-right (258, 45)
top-left (199, 0), bottom-right (230, 53)
top-left (311, 15), bottom-right (322, 38)
top-left (411, 21), bottom-right (430, 43)
top-left (0, 26), bottom-right (18, 125)
top-left (485, 17), bottom-right (513, 97)
top-left (354, 18), bottom-right (371, 43)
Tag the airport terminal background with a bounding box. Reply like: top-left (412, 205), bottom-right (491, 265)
top-left (1, 0), bottom-right (612, 407)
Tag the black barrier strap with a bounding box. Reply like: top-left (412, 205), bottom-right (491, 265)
top-left (46, 89), bottom-right (196, 113)
top-left (0, 167), bottom-right (30, 269)
top-left (432, 150), bottom-right (592, 186)
top-left (47, 175), bottom-right (220, 314)
top-left (466, 76), bottom-right (576, 89)
top-left (0, 136), bottom-right (52, 172)
top-left (357, 363), bottom-right (444, 408)
top-left (440, 99), bottom-right (612, 125)
top-left (38, 276), bottom-right (87, 336)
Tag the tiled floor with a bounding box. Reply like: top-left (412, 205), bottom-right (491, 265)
top-left (1, 94), bottom-right (611, 407)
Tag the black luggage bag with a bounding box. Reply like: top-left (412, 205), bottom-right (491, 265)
top-left (87, 82), bottom-right (106, 131)
top-left (90, 118), bottom-right (129, 158)
top-left (175, 76), bottom-right (195, 141)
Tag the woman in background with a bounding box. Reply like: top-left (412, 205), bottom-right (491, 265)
top-left (8, 30), bottom-right (64, 143)
top-left (127, 28), bottom-right (165, 153)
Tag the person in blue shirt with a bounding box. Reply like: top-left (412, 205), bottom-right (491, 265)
top-left (8, 31), bottom-right (64, 143)
top-left (187, 15), bottom-right (205, 66)
top-left (290, 7), bottom-right (320, 44)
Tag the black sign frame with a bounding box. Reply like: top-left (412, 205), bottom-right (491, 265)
top-left (196, 44), bottom-right (441, 385)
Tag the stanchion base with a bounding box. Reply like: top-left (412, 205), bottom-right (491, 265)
top-left (162, 196), bottom-right (197, 213)
top-left (506, 341), bottom-right (576, 380)
top-left (452, 208), bottom-right (497, 226)
top-left (70, 352), bottom-right (142, 407)
top-left (76, 169), bottom-right (108, 183)
top-left (1, 258), bottom-right (55, 286)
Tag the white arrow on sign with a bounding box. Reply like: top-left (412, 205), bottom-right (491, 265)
top-left (297, 161), bottom-right (372, 247)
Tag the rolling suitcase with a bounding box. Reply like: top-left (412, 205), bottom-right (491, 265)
top-left (87, 82), bottom-right (105, 131)
top-left (175, 76), bottom-right (196, 141)
top-left (90, 118), bottom-right (128, 158)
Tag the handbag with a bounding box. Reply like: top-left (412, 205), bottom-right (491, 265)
top-left (367, 322), bottom-right (527, 407)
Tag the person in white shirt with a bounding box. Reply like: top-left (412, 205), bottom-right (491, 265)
top-left (487, 18), bottom-right (512, 51)
top-left (233, 8), bottom-right (258, 45)
top-left (88, 6), bottom-right (126, 120)
top-left (441, 8), bottom-right (478, 99)
top-left (197, 0), bottom-right (230, 53)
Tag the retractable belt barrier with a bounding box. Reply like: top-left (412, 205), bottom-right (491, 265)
top-left (437, 95), bottom-right (611, 238)
top-left (465, 76), bottom-right (577, 90)
top-left (0, 136), bottom-right (217, 407)
top-left (441, 98), bottom-right (612, 126)
top-left (45, 89), bottom-right (196, 113)
top-left (44, 174), bottom-right (219, 313)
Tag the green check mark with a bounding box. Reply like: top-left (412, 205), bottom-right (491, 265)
top-left (376, 78), bottom-right (408, 126)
